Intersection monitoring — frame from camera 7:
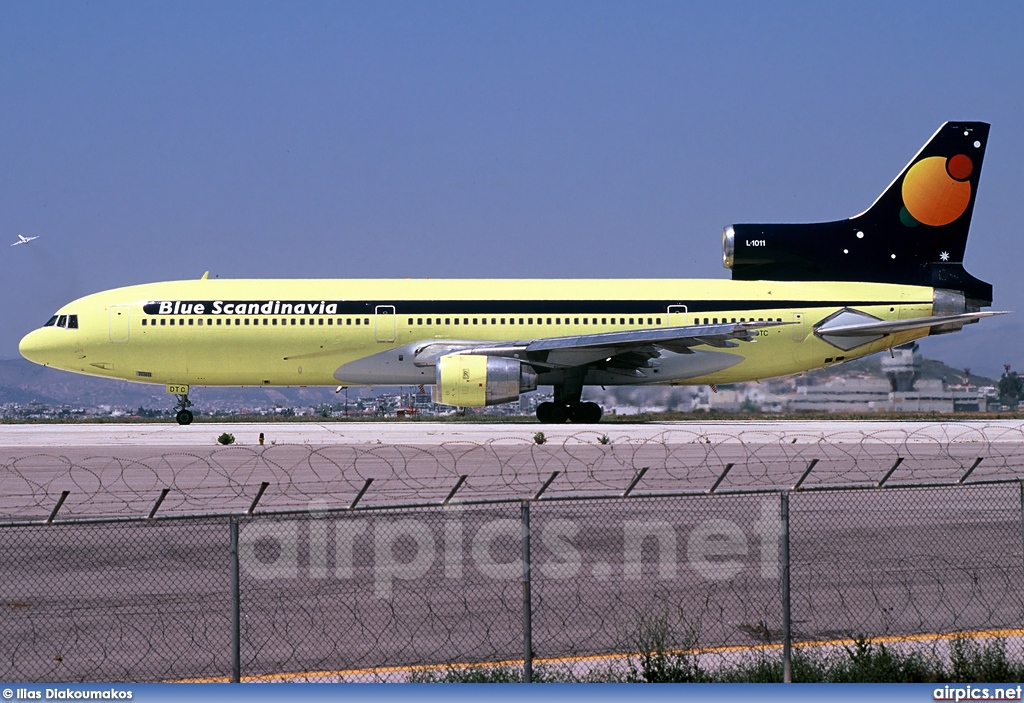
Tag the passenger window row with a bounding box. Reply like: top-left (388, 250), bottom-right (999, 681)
top-left (141, 317), bottom-right (372, 327)
top-left (60, 313), bottom-right (789, 330)
top-left (406, 316), bottom-right (663, 326)
top-left (696, 317), bottom-right (784, 324)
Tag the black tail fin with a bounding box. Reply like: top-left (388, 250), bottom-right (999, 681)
top-left (724, 122), bottom-right (992, 306)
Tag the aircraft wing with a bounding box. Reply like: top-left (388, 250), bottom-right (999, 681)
top-left (413, 309), bottom-right (1008, 369)
top-left (413, 320), bottom-right (791, 371)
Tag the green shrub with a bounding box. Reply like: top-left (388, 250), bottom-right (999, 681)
top-left (533, 431), bottom-right (546, 445)
top-left (626, 614), bottom-right (708, 683)
top-left (406, 617), bottom-right (1024, 684)
top-left (950, 636), bottom-right (1024, 682)
top-left (217, 432), bottom-right (235, 445)
top-left (409, 664), bottom-right (522, 683)
top-left (407, 663), bottom-right (574, 683)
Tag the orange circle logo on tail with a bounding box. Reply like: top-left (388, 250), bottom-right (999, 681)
top-left (901, 155), bottom-right (972, 227)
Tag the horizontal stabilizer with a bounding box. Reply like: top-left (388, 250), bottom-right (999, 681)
top-left (817, 311), bottom-right (1006, 337)
top-left (815, 309), bottom-right (1006, 351)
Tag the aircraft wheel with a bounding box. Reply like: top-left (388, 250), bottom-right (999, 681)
top-left (536, 402), bottom-right (554, 423)
top-left (550, 404), bottom-right (568, 423)
top-left (569, 402), bottom-right (603, 424)
top-left (536, 402), bottom-right (567, 424)
top-left (176, 410), bottom-right (194, 426)
top-left (582, 402), bottom-right (603, 423)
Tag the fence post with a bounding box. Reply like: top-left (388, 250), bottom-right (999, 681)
top-left (230, 515), bottom-right (241, 683)
top-left (521, 500), bottom-right (533, 683)
top-left (1019, 481), bottom-right (1024, 581)
top-left (781, 491), bottom-right (792, 683)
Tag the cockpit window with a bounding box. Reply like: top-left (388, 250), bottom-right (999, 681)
top-left (43, 314), bottom-right (79, 329)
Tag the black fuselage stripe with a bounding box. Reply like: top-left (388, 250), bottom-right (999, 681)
top-left (143, 300), bottom-right (926, 316)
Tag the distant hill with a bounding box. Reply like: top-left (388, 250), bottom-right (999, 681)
top-left (0, 358), bottom-right (355, 410)
top-left (795, 352), bottom-right (995, 387)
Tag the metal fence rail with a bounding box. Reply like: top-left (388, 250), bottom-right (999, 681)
top-left (2, 430), bottom-right (1024, 682)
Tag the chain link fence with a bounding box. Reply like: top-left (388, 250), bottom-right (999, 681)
top-left (789, 484), bottom-right (1024, 644)
top-left (2, 430), bottom-right (1024, 682)
top-left (0, 518), bottom-right (231, 681)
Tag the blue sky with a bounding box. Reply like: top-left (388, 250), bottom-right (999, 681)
top-left (1, 1), bottom-right (1021, 377)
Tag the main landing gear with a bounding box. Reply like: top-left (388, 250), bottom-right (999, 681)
top-left (535, 377), bottom-right (603, 424)
top-left (174, 393), bottom-right (194, 425)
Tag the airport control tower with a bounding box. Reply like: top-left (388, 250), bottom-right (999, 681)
top-left (882, 343), bottom-right (922, 392)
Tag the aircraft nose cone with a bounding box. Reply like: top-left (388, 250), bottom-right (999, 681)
top-left (19, 329), bottom-right (49, 365)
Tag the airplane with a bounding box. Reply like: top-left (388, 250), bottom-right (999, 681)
top-left (19, 121), bottom-right (1006, 425)
top-left (11, 234), bottom-right (39, 247)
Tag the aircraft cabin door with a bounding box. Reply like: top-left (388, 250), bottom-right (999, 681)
top-left (667, 304), bottom-right (688, 326)
top-left (110, 306), bottom-right (130, 343)
top-left (375, 305), bottom-right (396, 342)
top-left (791, 312), bottom-right (805, 341)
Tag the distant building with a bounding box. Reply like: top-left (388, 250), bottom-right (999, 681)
top-left (788, 377), bottom-right (987, 414)
top-left (789, 377), bottom-right (893, 413)
top-left (700, 342), bottom-right (992, 414)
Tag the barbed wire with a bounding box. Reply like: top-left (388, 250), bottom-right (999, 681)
top-left (3, 424), bottom-right (1024, 521)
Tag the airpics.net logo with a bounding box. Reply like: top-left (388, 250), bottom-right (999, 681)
top-left (933, 684), bottom-right (1023, 701)
top-left (239, 499), bottom-right (784, 599)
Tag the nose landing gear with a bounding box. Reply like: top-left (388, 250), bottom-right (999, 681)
top-left (174, 393), bottom-right (194, 425)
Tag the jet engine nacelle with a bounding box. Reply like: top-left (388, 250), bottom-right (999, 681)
top-left (432, 354), bottom-right (538, 407)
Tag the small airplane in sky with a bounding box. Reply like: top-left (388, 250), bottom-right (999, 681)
top-left (11, 234), bottom-right (39, 247)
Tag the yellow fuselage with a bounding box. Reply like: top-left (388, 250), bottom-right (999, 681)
top-left (19, 277), bottom-right (933, 389)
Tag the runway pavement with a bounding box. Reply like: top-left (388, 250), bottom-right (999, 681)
top-left (2, 419), bottom-right (1024, 446)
